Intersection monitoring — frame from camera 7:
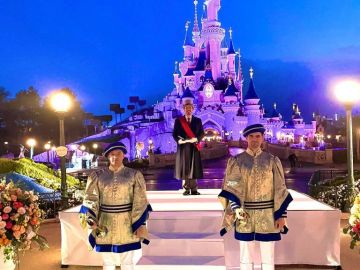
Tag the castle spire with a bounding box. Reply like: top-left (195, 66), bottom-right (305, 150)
top-left (201, 3), bottom-right (207, 21)
top-left (192, 0), bottom-right (200, 34)
top-left (227, 27), bottom-right (236, 55)
top-left (244, 67), bottom-right (259, 100)
top-left (173, 61), bottom-right (179, 74)
top-left (236, 49), bottom-right (243, 82)
top-left (249, 67), bottom-right (254, 79)
top-left (183, 21), bottom-right (194, 46)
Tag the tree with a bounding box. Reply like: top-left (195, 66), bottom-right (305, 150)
top-left (0, 86), bottom-right (88, 156)
top-left (5, 86), bottom-right (42, 144)
top-left (0, 87), bottom-right (9, 104)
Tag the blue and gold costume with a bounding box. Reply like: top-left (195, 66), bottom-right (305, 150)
top-left (219, 148), bottom-right (292, 241)
top-left (80, 166), bottom-right (151, 253)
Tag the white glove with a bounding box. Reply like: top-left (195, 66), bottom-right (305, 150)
top-left (189, 137), bottom-right (198, 143)
top-left (178, 139), bottom-right (186, 145)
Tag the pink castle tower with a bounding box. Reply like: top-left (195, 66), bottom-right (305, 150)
top-left (201, 0), bottom-right (225, 81)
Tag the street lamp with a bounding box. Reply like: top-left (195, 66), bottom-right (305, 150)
top-left (92, 143), bottom-right (98, 152)
top-left (44, 142), bottom-right (51, 162)
top-left (3, 141), bottom-right (9, 154)
top-left (334, 79), bottom-right (360, 210)
top-left (26, 138), bottom-right (36, 159)
top-left (50, 91), bottom-right (72, 208)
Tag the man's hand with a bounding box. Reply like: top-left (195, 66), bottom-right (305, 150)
top-left (235, 208), bottom-right (248, 220)
top-left (178, 139), bottom-right (186, 144)
top-left (235, 208), bottom-right (243, 220)
top-left (134, 225), bottom-right (148, 238)
top-left (87, 218), bottom-right (97, 230)
top-left (188, 137), bottom-right (198, 143)
top-left (275, 218), bottom-right (286, 230)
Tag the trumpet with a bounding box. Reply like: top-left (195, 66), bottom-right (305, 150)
top-left (235, 208), bottom-right (250, 227)
top-left (87, 219), bottom-right (108, 238)
top-left (95, 225), bottom-right (108, 238)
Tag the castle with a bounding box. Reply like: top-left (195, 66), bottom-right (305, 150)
top-left (88, 0), bottom-right (316, 159)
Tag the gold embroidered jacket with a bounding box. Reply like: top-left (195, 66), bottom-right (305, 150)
top-left (219, 150), bottom-right (293, 241)
top-left (80, 166), bottom-right (152, 252)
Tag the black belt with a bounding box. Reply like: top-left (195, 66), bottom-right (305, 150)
top-left (100, 203), bottom-right (132, 213)
top-left (244, 200), bottom-right (274, 210)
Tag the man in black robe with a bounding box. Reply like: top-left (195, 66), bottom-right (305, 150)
top-left (173, 99), bottom-right (205, 195)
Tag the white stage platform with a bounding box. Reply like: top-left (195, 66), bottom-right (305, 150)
top-left (59, 189), bottom-right (341, 269)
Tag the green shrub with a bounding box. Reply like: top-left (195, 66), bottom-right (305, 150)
top-left (0, 158), bottom-right (79, 190)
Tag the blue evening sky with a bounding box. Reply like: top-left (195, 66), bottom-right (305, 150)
top-left (1, 0), bottom-right (360, 120)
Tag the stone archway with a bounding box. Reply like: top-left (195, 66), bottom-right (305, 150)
top-left (202, 119), bottom-right (224, 141)
top-left (196, 109), bottom-right (225, 141)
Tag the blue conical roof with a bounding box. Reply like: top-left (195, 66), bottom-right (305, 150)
top-left (224, 79), bottom-right (238, 96)
top-left (184, 68), bottom-right (195, 76)
top-left (204, 66), bottom-right (214, 81)
top-left (227, 39), bottom-right (236, 55)
top-left (182, 87), bottom-right (195, 99)
top-left (244, 78), bottom-right (259, 100)
top-left (270, 104), bottom-right (281, 118)
top-left (194, 50), bottom-right (206, 71)
top-left (184, 22), bottom-right (195, 47)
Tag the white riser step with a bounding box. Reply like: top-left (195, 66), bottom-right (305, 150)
top-left (136, 256), bottom-right (226, 270)
top-left (149, 232), bottom-right (221, 240)
top-left (148, 212), bottom-right (222, 234)
top-left (142, 239), bottom-right (224, 257)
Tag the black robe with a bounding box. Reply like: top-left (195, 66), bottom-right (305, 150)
top-left (172, 116), bottom-right (205, 180)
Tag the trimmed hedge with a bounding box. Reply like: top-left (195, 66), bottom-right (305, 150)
top-left (0, 158), bottom-right (79, 190)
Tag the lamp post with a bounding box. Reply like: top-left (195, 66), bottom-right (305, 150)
top-left (4, 141), bottom-right (9, 154)
top-left (80, 144), bottom-right (86, 151)
top-left (50, 91), bottom-right (72, 208)
top-left (92, 143), bottom-right (98, 168)
top-left (334, 79), bottom-right (360, 210)
top-left (44, 142), bottom-right (51, 163)
top-left (26, 138), bottom-right (36, 159)
top-left (92, 143), bottom-right (98, 154)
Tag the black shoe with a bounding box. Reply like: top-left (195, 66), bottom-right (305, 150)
top-left (191, 191), bottom-right (201, 195)
top-left (183, 190), bottom-right (190, 196)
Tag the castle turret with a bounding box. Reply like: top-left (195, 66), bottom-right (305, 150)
top-left (192, 0), bottom-right (201, 59)
top-left (201, 3), bottom-right (207, 29)
top-left (292, 104), bottom-right (304, 125)
top-left (183, 21), bottom-right (194, 62)
top-left (220, 34), bottom-right (228, 75)
top-left (224, 77), bottom-right (238, 103)
top-left (270, 103), bottom-right (281, 121)
top-left (227, 27), bottom-right (236, 78)
top-left (173, 61), bottom-right (180, 87)
top-left (181, 86), bottom-right (195, 105)
top-left (201, 0), bottom-right (225, 81)
top-left (244, 68), bottom-right (261, 125)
